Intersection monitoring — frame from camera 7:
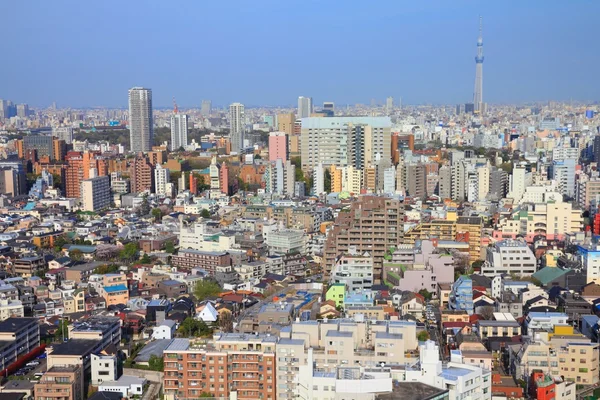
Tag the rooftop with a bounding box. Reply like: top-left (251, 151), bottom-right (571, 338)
top-left (103, 284), bottom-right (128, 293)
top-left (50, 339), bottom-right (101, 355)
top-left (0, 317), bottom-right (37, 333)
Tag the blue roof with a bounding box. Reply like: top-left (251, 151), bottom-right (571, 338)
top-left (23, 202), bottom-right (36, 211)
top-left (104, 284), bottom-right (128, 293)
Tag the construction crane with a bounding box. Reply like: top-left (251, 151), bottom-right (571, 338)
top-left (172, 97), bottom-right (178, 114)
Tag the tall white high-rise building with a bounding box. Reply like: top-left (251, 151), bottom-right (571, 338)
top-left (313, 163), bottom-right (325, 195)
top-left (154, 163), bottom-right (170, 196)
top-left (297, 96), bottom-right (313, 119)
top-left (52, 126), bottom-right (74, 144)
top-left (508, 165), bottom-right (532, 202)
top-left (201, 100), bottom-right (212, 116)
top-left (386, 96), bottom-right (394, 114)
top-left (229, 102), bottom-right (245, 153)
top-left (170, 113), bottom-right (188, 151)
top-left (128, 87), bottom-right (153, 153)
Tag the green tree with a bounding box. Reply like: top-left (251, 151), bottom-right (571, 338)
top-left (53, 236), bottom-right (69, 253)
top-left (95, 264), bottom-right (119, 275)
top-left (324, 168), bottom-right (331, 193)
top-left (137, 195), bottom-right (151, 217)
top-left (164, 241), bottom-right (176, 254)
top-left (200, 209), bottom-right (211, 218)
top-left (148, 354), bottom-right (164, 371)
top-left (55, 319), bottom-right (69, 342)
top-left (140, 253), bottom-right (152, 264)
top-left (69, 249), bottom-right (83, 262)
top-left (152, 208), bottom-right (162, 221)
top-left (417, 331), bottom-right (429, 342)
top-left (119, 242), bottom-right (139, 262)
top-left (418, 289), bottom-right (433, 301)
top-left (178, 317), bottom-right (212, 337)
top-left (194, 280), bottom-right (222, 301)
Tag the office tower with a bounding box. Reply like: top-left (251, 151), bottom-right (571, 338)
top-left (23, 136), bottom-right (54, 160)
top-left (16, 104), bottom-right (29, 118)
top-left (473, 16), bottom-right (484, 114)
top-left (128, 87), bottom-right (154, 152)
top-left (130, 154), bottom-right (154, 193)
top-left (277, 113), bottom-right (295, 134)
top-left (170, 113), bottom-right (188, 151)
top-left (297, 96), bottom-right (313, 119)
top-left (80, 176), bottom-right (111, 211)
top-left (229, 102), bottom-right (244, 153)
top-left (200, 99), bottom-right (212, 116)
top-left (324, 196), bottom-right (405, 282)
top-left (0, 100), bottom-right (8, 120)
top-left (323, 101), bottom-right (334, 116)
top-left (154, 163), bottom-right (170, 196)
top-left (268, 132), bottom-right (288, 162)
top-left (386, 96), bottom-right (394, 114)
top-left (300, 116), bottom-right (392, 172)
top-left (52, 126), bottom-right (74, 144)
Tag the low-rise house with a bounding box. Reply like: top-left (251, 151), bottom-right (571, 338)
top-left (98, 375), bottom-right (146, 398)
top-left (152, 319), bottom-right (177, 340)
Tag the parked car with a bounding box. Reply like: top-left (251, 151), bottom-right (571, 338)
top-left (26, 361), bottom-right (40, 367)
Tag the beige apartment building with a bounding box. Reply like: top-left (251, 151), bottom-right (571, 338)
top-left (35, 365), bottom-right (84, 400)
top-left (509, 325), bottom-right (599, 385)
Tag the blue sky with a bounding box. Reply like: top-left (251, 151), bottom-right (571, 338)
top-left (0, 1), bottom-right (598, 108)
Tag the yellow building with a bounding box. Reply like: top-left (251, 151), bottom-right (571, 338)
top-left (330, 165), bottom-right (343, 193)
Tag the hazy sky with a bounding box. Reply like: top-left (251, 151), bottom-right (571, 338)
top-left (1, 1), bottom-right (598, 108)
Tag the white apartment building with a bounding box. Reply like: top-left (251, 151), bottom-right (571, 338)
top-left (265, 228), bottom-right (306, 255)
top-left (80, 176), bottom-right (111, 211)
top-left (330, 249), bottom-right (374, 293)
top-left (154, 164), bottom-right (170, 196)
top-left (482, 240), bottom-right (536, 277)
top-left (170, 113), bottom-right (188, 151)
top-left (508, 165), bottom-right (532, 202)
top-left (401, 341), bottom-right (492, 400)
top-left (91, 353), bottom-right (118, 386)
top-left (0, 297), bottom-right (24, 321)
top-left (297, 96), bottom-right (313, 119)
top-left (276, 319), bottom-right (418, 400)
top-left (297, 348), bottom-right (393, 400)
top-left (178, 220), bottom-right (235, 252)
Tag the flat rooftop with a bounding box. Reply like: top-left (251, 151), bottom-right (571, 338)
top-left (0, 317), bottom-right (37, 333)
top-left (377, 381), bottom-right (449, 400)
top-left (50, 339), bottom-right (101, 355)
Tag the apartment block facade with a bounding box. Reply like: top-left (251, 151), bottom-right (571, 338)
top-left (163, 335), bottom-right (277, 400)
top-left (323, 196), bottom-right (405, 283)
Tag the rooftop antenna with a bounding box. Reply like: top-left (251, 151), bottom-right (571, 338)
top-left (173, 97), bottom-right (178, 114)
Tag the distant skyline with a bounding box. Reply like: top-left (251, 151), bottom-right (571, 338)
top-left (1, 1), bottom-right (598, 108)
